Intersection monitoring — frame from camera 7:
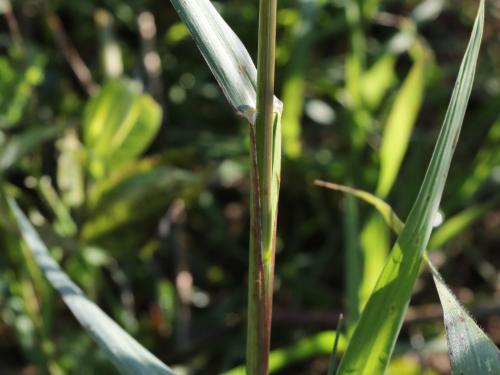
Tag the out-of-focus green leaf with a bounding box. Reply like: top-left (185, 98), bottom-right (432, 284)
top-left (361, 53), bottom-right (396, 110)
top-left (376, 58), bottom-right (426, 198)
top-left (169, 0), bottom-right (282, 123)
top-left (83, 160), bottom-right (194, 240)
top-left (411, 0), bottom-right (445, 25)
top-left (429, 194), bottom-right (500, 249)
top-left (0, 55), bottom-right (45, 129)
top-left (0, 125), bottom-right (63, 172)
top-left (430, 262), bottom-right (500, 375)
top-left (359, 213), bottom-right (389, 306)
top-left (459, 118), bottom-right (500, 199)
top-left (222, 331), bottom-right (347, 375)
top-left (344, 192), bottom-right (361, 322)
top-left (7, 198), bottom-right (174, 375)
top-left (56, 128), bottom-right (85, 208)
top-left (361, 0), bottom-right (380, 20)
top-left (83, 79), bottom-right (162, 180)
top-left (336, 1), bottom-right (484, 373)
top-left (281, 0), bottom-right (318, 158)
top-left (38, 176), bottom-right (77, 237)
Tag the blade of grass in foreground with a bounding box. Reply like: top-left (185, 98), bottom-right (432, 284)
top-left (169, 0), bottom-right (282, 123)
top-left (315, 179), bottom-right (500, 375)
top-left (430, 263), bottom-right (500, 375)
top-left (7, 198), bottom-right (174, 375)
top-left (336, 1), bottom-right (484, 373)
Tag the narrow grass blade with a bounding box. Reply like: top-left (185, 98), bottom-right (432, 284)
top-left (169, 0), bottom-right (281, 123)
top-left (376, 57), bottom-right (426, 198)
top-left (429, 263), bottom-right (500, 375)
top-left (315, 180), bottom-right (403, 233)
top-left (316, 179), bottom-right (500, 375)
top-left (7, 198), bottom-right (174, 375)
top-left (327, 314), bottom-right (344, 375)
top-left (359, 213), bottom-right (389, 306)
top-left (336, 1), bottom-right (484, 373)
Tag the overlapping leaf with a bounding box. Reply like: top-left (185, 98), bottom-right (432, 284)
top-left (336, 1), bottom-right (484, 373)
top-left (316, 179), bottom-right (500, 375)
top-left (169, 0), bottom-right (282, 123)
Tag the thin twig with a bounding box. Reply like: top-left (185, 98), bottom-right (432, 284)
top-left (3, 0), bottom-right (24, 52)
top-left (46, 9), bottom-right (98, 95)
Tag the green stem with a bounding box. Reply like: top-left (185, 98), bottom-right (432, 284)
top-left (246, 0), bottom-right (279, 373)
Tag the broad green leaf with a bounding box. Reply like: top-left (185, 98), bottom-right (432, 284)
top-left (316, 180), bottom-right (500, 375)
top-left (336, 2), bottom-right (484, 373)
top-left (430, 263), bottom-right (500, 375)
top-left (7, 198), bottom-right (174, 375)
top-left (376, 58), bottom-right (426, 198)
top-left (169, 0), bottom-right (281, 123)
top-left (83, 79), bottom-right (162, 180)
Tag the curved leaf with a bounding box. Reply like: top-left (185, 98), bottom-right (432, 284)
top-left (316, 179), bottom-right (500, 375)
top-left (7, 198), bottom-right (175, 375)
top-left (336, 1), bottom-right (484, 373)
top-left (169, 0), bottom-right (281, 123)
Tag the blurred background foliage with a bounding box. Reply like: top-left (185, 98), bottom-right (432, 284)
top-left (0, 0), bottom-right (499, 374)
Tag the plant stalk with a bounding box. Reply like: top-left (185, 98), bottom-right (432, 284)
top-left (246, 0), bottom-right (280, 373)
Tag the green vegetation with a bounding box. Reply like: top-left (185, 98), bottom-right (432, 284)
top-left (1, 0), bottom-right (499, 374)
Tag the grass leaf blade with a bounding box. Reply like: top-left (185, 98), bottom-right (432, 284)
top-left (317, 180), bottom-right (500, 375)
top-left (7, 198), bottom-right (175, 375)
top-left (430, 263), bottom-right (500, 375)
top-left (336, 1), bottom-right (484, 373)
top-left (169, 0), bottom-right (282, 123)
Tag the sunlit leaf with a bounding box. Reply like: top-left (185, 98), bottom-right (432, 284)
top-left (430, 263), bottom-right (500, 375)
top-left (376, 57), bottom-right (426, 198)
top-left (316, 179), bottom-right (500, 375)
top-left (83, 79), bottom-right (162, 180)
top-left (336, 1), bottom-right (484, 373)
top-left (169, 0), bottom-right (281, 123)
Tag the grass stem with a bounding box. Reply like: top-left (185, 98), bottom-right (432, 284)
top-left (246, 0), bottom-right (280, 373)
